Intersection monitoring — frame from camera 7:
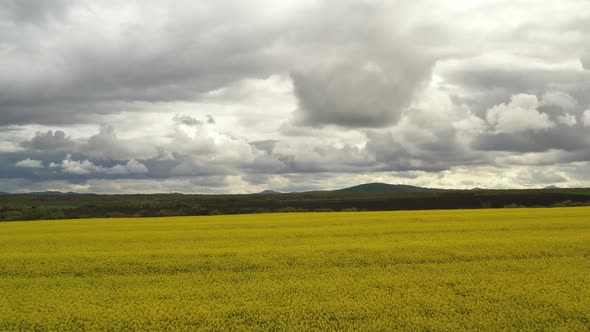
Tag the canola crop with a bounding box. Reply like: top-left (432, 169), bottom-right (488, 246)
top-left (0, 208), bottom-right (589, 331)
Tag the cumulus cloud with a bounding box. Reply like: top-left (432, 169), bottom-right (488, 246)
top-left (557, 113), bottom-right (577, 126)
top-left (15, 159), bottom-right (43, 168)
top-left (289, 1), bottom-right (438, 128)
top-left (486, 94), bottom-right (554, 134)
top-left (473, 93), bottom-right (589, 153)
top-left (438, 55), bottom-right (590, 119)
top-left (49, 158), bottom-right (100, 175)
top-left (21, 130), bottom-right (74, 150)
top-left (125, 159), bottom-right (149, 174)
top-left (85, 125), bottom-right (158, 160)
top-left (541, 91), bottom-right (577, 110)
top-left (50, 155), bottom-right (148, 175)
top-left (291, 60), bottom-right (432, 127)
top-left (364, 87), bottom-right (486, 172)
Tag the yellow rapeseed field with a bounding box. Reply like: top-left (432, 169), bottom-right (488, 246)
top-left (0, 208), bottom-right (589, 331)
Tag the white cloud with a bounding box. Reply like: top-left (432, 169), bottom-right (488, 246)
top-left (541, 91), bottom-right (577, 110)
top-left (50, 158), bottom-right (95, 175)
top-left (0, 141), bottom-right (24, 153)
top-left (557, 113), bottom-right (577, 126)
top-left (50, 155), bottom-right (149, 175)
top-left (125, 159), bottom-right (149, 174)
top-left (15, 159), bottom-right (43, 168)
top-left (486, 94), bottom-right (554, 134)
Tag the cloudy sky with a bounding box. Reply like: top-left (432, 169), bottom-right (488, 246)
top-left (1, 0), bottom-right (590, 194)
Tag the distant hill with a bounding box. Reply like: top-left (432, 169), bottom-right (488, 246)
top-left (30, 191), bottom-right (72, 195)
top-left (19, 191), bottom-right (84, 195)
top-left (0, 192), bottom-right (9, 195)
top-left (257, 190), bottom-right (281, 194)
top-left (544, 185), bottom-right (559, 189)
top-left (335, 183), bottom-right (441, 193)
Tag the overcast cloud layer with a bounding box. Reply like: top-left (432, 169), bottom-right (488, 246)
top-left (1, 0), bottom-right (590, 193)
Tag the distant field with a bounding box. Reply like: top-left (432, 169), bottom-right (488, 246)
top-left (0, 209), bottom-right (589, 331)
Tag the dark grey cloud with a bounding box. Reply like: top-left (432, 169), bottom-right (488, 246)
top-left (448, 68), bottom-right (585, 95)
top-left (0, 149), bottom-right (80, 181)
top-left (440, 62), bottom-right (590, 117)
top-left (472, 129), bottom-right (590, 153)
top-left (365, 127), bottom-right (481, 173)
top-left (291, 61), bottom-right (432, 127)
top-left (0, 1), bottom-right (286, 125)
top-left (516, 169), bottom-right (568, 185)
top-left (249, 140), bottom-right (278, 155)
top-left (21, 130), bottom-right (74, 150)
top-left (173, 115), bottom-right (203, 127)
top-left (242, 174), bottom-right (271, 186)
top-left (288, 1), bottom-right (438, 127)
top-left (0, 1), bottom-right (446, 129)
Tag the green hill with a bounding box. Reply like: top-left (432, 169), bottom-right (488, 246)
top-left (257, 190), bottom-right (281, 194)
top-left (335, 183), bottom-right (441, 193)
